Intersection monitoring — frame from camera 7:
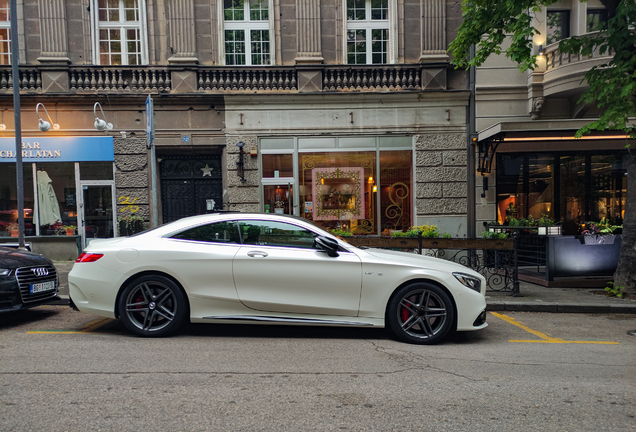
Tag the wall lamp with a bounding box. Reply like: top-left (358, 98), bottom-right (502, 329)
top-left (36, 103), bottom-right (60, 132)
top-left (538, 44), bottom-right (544, 56)
top-left (236, 141), bottom-right (246, 183)
top-left (94, 102), bottom-right (113, 131)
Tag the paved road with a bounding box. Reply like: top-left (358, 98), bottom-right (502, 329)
top-left (1, 306), bottom-right (635, 431)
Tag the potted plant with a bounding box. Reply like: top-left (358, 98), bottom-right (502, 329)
top-left (62, 225), bottom-right (77, 236)
top-left (7, 222), bottom-right (19, 237)
top-left (581, 218), bottom-right (622, 244)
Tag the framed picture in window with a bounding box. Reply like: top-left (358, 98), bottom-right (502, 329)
top-left (312, 167), bottom-right (364, 221)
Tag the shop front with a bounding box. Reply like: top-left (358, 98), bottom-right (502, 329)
top-left (260, 136), bottom-right (413, 235)
top-left (0, 136), bottom-right (115, 259)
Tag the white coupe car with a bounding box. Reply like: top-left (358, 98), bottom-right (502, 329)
top-left (68, 213), bottom-right (487, 344)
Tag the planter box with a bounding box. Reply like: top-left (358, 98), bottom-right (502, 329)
top-left (343, 236), bottom-right (515, 251)
top-left (546, 235), bottom-right (621, 279)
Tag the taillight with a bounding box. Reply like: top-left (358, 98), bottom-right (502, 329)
top-left (75, 253), bottom-right (104, 263)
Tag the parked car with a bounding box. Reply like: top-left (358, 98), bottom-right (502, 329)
top-left (69, 213), bottom-right (487, 344)
top-left (0, 247), bottom-right (59, 312)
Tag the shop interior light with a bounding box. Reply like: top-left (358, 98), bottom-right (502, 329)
top-left (36, 103), bottom-right (60, 132)
top-left (94, 102), bottom-right (113, 131)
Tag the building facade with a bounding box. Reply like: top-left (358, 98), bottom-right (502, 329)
top-left (0, 0), bottom-right (473, 256)
top-left (474, 0), bottom-right (631, 235)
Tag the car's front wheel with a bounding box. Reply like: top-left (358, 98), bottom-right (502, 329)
top-left (387, 283), bottom-right (455, 344)
top-left (118, 275), bottom-right (187, 337)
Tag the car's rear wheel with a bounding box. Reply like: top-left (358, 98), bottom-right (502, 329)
top-left (387, 283), bottom-right (455, 344)
top-left (118, 275), bottom-right (187, 337)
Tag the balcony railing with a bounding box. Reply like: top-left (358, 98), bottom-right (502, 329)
top-left (544, 40), bottom-right (612, 72)
top-left (0, 64), bottom-right (432, 95)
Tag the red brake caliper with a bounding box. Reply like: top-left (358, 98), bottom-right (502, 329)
top-left (401, 297), bottom-right (412, 322)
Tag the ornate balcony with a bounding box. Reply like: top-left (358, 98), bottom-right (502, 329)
top-left (0, 63), bottom-right (447, 97)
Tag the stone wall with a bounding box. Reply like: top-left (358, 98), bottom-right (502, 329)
top-left (414, 133), bottom-right (468, 237)
top-left (114, 138), bottom-right (150, 228)
top-left (224, 136), bottom-right (259, 212)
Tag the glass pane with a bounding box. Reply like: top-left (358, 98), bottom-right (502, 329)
top-left (371, 28), bottom-right (387, 64)
top-left (224, 0), bottom-right (244, 21)
top-left (0, 164), bottom-right (34, 237)
top-left (262, 154), bottom-right (293, 178)
top-left (249, 0), bottom-right (268, 20)
top-left (170, 221), bottom-right (241, 244)
top-left (0, 0), bottom-right (9, 22)
top-left (586, 9), bottom-right (607, 32)
top-left (547, 11), bottom-right (570, 45)
top-left (225, 30), bottom-right (245, 65)
top-left (371, 0), bottom-right (388, 20)
top-left (238, 220), bottom-right (317, 249)
top-left (347, 30), bottom-right (366, 64)
top-left (263, 185), bottom-right (293, 215)
top-left (36, 163), bottom-right (77, 235)
top-left (347, 0), bottom-right (365, 20)
top-left (80, 162), bottom-right (113, 180)
top-left (496, 155), bottom-right (524, 224)
top-left (560, 155), bottom-right (585, 226)
top-left (379, 151), bottom-right (412, 233)
top-left (299, 151), bottom-right (376, 235)
top-left (83, 185), bottom-right (114, 241)
top-left (528, 155), bottom-right (554, 221)
top-left (591, 155), bottom-right (626, 224)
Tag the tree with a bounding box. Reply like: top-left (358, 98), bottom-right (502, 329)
top-left (448, 0), bottom-right (636, 295)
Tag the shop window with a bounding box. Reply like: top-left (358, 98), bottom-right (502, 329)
top-left (263, 184), bottom-right (293, 215)
top-left (559, 155), bottom-right (585, 226)
top-left (586, 9), bottom-right (607, 32)
top-left (237, 220), bottom-right (317, 249)
top-left (528, 155), bottom-right (554, 220)
top-left (0, 164), bottom-right (34, 237)
top-left (346, 0), bottom-right (390, 64)
top-left (223, 0), bottom-right (271, 66)
top-left (80, 162), bottom-right (114, 180)
top-left (495, 155), bottom-right (524, 224)
top-left (92, 0), bottom-right (148, 65)
top-left (546, 10), bottom-right (570, 45)
top-left (590, 155), bottom-right (625, 224)
top-left (0, 0), bottom-right (10, 65)
top-left (170, 221), bottom-right (241, 244)
top-left (262, 154), bottom-right (293, 178)
top-left (36, 163), bottom-right (77, 235)
top-left (379, 150), bottom-right (412, 233)
top-left (299, 151), bottom-right (376, 234)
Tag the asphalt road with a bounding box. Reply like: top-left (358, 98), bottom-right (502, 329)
top-left (1, 306), bottom-right (635, 432)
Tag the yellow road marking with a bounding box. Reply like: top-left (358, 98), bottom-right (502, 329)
top-left (28, 318), bottom-right (114, 334)
top-left (490, 312), bottom-right (620, 345)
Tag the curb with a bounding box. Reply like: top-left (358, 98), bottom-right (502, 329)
top-left (486, 302), bottom-right (636, 314)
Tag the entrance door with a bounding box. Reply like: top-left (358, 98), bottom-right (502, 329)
top-left (80, 183), bottom-right (116, 248)
top-left (160, 156), bottom-right (223, 223)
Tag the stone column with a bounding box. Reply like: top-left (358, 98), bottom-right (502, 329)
top-left (419, 0), bottom-right (448, 62)
top-left (167, 0), bottom-right (199, 64)
top-left (37, 0), bottom-right (70, 63)
top-left (295, 0), bottom-right (323, 64)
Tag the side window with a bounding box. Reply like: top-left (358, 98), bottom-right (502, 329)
top-left (0, 0), bottom-right (10, 65)
top-left (170, 221), bottom-right (241, 244)
top-left (238, 220), bottom-right (318, 249)
top-left (91, 0), bottom-right (148, 65)
top-left (346, 0), bottom-right (390, 64)
top-left (222, 0), bottom-right (271, 66)
top-left (546, 10), bottom-right (570, 45)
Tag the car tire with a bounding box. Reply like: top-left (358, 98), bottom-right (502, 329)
top-left (118, 274), bottom-right (188, 337)
top-left (387, 282), bottom-right (455, 345)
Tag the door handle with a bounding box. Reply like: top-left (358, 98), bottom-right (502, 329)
top-left (247, 251), bottom-right (268, 258)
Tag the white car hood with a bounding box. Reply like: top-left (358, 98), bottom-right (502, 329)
top-left (360, 247), bottom-right (481, 277)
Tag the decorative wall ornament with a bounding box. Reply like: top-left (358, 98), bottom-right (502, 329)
top-left (312, 167), bottom-right (364, 221)
top-left (530, 97), bottom-right (545, 120)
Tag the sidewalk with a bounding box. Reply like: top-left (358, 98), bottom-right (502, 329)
top-left (51, 261), bottom-right (636, 314)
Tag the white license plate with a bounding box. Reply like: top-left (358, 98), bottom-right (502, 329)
top-left (30, 281), bottom-right (55, 294)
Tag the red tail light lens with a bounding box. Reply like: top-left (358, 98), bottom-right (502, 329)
top-left (75, 253), bottom-right (104, 263)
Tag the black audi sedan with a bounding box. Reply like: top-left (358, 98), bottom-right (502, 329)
top-left (0, 247), bottom-right (59, 312)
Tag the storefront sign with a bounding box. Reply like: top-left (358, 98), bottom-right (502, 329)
top-left (0, 136), bottom-right (114, 162)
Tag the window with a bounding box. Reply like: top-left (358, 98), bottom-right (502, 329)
top-left (346, 0), bottom-right (389, 64)
top-left (237, 220), bottom-right (318, 249)
top-left (223, 0), bottom-right (271, 66)
top-left (587, 9), bottom-right (607, 32)
top-left (92, 0), bottom-right (148, 65)
top-left (170, 221), bottom-right (241, 244)
top-left (0, 0), bottom-right (10, 65)
top-left (546, 10), bottom-right (570, 45)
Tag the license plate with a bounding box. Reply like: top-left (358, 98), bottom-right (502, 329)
top-left (30, 281), bottom-right (55, 294)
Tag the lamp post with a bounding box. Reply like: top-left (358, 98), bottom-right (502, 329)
top-left (10, 0), bottom-right (25, 249)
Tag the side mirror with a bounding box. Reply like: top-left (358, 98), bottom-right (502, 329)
top-left (314, 236), bottom-right (340, 257)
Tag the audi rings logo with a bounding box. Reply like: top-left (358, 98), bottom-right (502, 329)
top-left (31, 267), bottom-right (49, 277)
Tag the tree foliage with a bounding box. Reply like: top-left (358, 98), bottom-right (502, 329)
top-left (448, 0), bottom-right (636, 294)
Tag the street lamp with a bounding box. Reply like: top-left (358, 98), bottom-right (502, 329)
top-left (94, 102), bottom-right (113, 131)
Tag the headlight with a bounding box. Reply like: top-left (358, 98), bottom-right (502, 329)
top-left (0, 268), bottom-right (11, 277)
top-left (453, 272), bottom-right (482, 293)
